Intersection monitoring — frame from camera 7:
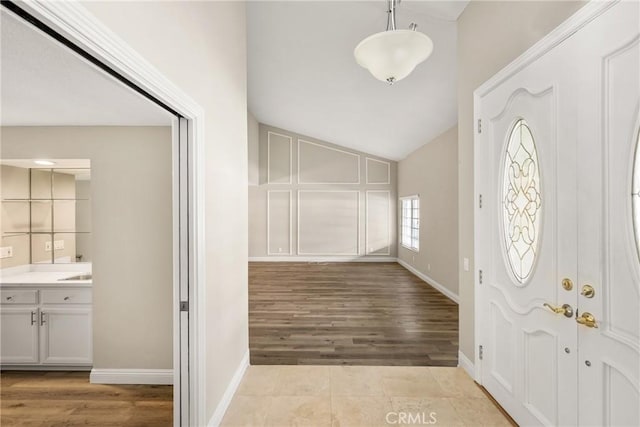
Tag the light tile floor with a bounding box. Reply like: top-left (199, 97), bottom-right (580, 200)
top-left (221, 366), bottom-right (512, 427)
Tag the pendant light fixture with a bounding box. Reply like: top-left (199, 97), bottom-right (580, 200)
top-left (354, 0), bottom-right (433, 85)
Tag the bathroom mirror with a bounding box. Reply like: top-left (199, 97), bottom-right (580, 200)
top-left (0, 160), bottom-right (91, 266)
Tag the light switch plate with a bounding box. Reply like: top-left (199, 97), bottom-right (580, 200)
top-left (45, 241), bottom-right (53, 252)
top-left (463, 258), bottom-right (470, 271)
top-left (54, 240), bottom-right (64, 250)
top-left (0, 246), bottom-right (13, 259)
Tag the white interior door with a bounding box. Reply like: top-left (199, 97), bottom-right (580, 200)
top-left (476, 2), bottom-right (640, 426)
top-left (475, 34), bottom-right (578, 426)
top-left (575, 2), bottom-right (640, 425)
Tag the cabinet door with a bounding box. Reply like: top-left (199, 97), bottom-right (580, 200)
top-left (0, 307), bottom-right (39, 364)
top-left (40, 308), bottom-right (92, 364)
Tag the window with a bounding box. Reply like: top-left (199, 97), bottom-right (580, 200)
top-left (502, 119), bottom-right (542, 284)
top-left (401, 196), bottom-right (419, 251)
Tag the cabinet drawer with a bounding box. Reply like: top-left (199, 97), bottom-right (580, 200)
top-left (0, 290), bottom-right (38, 304)
top-left (41, 289), bottom-right (92, 304)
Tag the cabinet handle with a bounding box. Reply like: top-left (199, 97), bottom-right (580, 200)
top-left (6, 296), bottom-right (13, 301)
top-left (40, 311), bottom-right (46, 326)
top-left (64, 296), bottom-right (70, 301)
top-left (31, 311), bottom-right (37, 326)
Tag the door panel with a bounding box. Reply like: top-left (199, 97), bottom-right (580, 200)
top-left (40, 308), bottom-right (92, 364)
top-left (0, 307), bottom-right (38, 363)
top-left (576, 2), bottom-right (640, 425)
top-left (477, 56), bottom-right (578, 425)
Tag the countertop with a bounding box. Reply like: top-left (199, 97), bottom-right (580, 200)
top-left (0, 265), bottom-right (92, 287)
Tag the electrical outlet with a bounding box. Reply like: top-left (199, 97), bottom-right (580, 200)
top-left (45, 241), bottom-right (53, 252)
top-left (54, 240), bottom-right (65, 250)
top-left (427, 263), bottom-right (431, 271)
top-left (0, 246), bottom-right (13, 259)
top-left (278, 247), bottom-right (283, 253)
top-left (463, 258), bottom-right (470, 271)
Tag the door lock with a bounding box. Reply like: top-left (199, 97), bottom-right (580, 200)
top-left (581, 284), bottom-right (595, 298)
top-left (543, 303), bottom-right (574, 318)
top-left (562, 278), bottom-right (573, 291)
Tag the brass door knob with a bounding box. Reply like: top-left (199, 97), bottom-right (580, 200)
top-left (581, 284), bottom-right (595, 298)
top-left (543, 303), bottom-right (574, 318)
top-left (576, 312), bottom-right (598, 328)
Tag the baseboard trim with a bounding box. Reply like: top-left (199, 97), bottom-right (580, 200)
top-left (458, 350), bottom-right (475, 379)
top-left (207, 350), bottom-right (250, 427)
top-left (397, 259), bottom-right (459, 304)
top-left (89, 368), bottom-right (173, 385)
top-left (249, 256), bottom-right (397, 263)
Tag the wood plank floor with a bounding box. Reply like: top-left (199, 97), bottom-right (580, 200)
top-left (0, 371), bottom-right (172, 426)
top-left (249, 262), bottom-right (459, 366)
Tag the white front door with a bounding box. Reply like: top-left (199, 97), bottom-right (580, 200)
top-left (475, 1), bottom-right (640, 425)
top-left (576, 2), bottom-right (640, 425)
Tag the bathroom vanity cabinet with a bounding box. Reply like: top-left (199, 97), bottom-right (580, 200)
top-left (0, 285), bottom-right (92, 368)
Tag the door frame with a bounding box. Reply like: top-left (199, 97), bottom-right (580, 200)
top-left (472, 0), bottom-right (619, 383)
top-left (11, 1), bottom-right (207, 425)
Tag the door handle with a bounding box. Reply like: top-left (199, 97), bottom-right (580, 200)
top-left (543, 303), bottom-right (574, 318)
top-left (576, 312), bottom-right (598, 328)
top-left (31, 311), bottom-right (37, 326)
top-left (40, 311), bottom-right (46, 326)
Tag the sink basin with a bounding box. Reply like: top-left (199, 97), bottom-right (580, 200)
top-left (59, 274), bottom-right (92, 281)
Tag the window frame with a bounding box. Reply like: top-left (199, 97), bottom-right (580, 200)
top-left (400, 195), bottom-right (420, 252)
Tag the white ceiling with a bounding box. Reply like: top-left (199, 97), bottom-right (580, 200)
top-left (248, 1), bottom-right (468, 160)
top-left (0, 9), bottom-right (173, 126)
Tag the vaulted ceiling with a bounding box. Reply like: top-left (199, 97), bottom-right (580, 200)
top-left (248, 1), bottom-right (467, 160)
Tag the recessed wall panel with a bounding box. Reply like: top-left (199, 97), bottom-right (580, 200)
top-left (267, 132), bottom-right (292, 184)
top-left (267, 191), bottom-right (291, 255)
top-left (366, 191), bottom-right (390, 255)
top-left (298, 191), bottom-right (359, 255)
top-left (298, 140), bottom-right (360, 184)
top-left (366, 158), bottom-right (390, 184)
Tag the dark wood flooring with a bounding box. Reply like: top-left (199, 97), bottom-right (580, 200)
top-left (0, 371), bottom-right (172, 426)
top-left (249, 262), bottom-right (459, 366)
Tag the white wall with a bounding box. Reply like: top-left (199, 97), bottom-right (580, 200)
top-left (79, 1), bottom-right (249, 421)
top-left (1, 126), bottom-right (173, 369)
top-left (248, 123), bottom-right (397, 259)
top-left (456, 0), bottom-right (586, 361)
top-left (398, 126), bottom-right (458, 296)
top-left (248, 111), bottom-right (259, 186)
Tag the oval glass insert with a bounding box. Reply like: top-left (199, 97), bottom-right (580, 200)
top-left (633, 129), bottom-right (640, 260)
top-left (502, 119), bottom-right (543, 284)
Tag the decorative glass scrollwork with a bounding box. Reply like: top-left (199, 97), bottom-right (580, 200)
top-left (633, 129), bottom-right (640, 261)
top-left (502, 119), bottom-right (542, 284)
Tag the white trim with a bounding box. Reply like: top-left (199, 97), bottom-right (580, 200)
top-left (297, 190), bottom-right (360, 256)
top-left (457, 350), bottom-right (476, 380)
top-left (15, 2), bottom-right (207, 425)
top-left (90, 369), bottom-right (174, 385)
top-left (249, 256), bottom-right (397, 262)
top-left (266, 190), bottom-right (293, 255)
top-left (297, 139), bottom-right (361, 184)
top-left (266, 131), bottom-right (293, 185)
top-left (207, 350), bottom-right (249, 427)
top-left (397, 259), bottom-right (459, 304)
top-left (365, 157), bottom-right (391, 184)
top-left (365, 190), bottom-right (391, 256)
